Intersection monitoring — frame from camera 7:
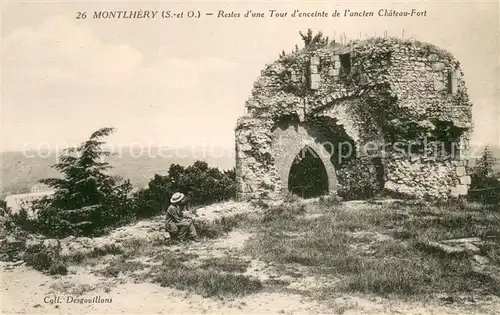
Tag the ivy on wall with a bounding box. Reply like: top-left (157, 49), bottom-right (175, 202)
top-left (238, 33), bottom-right (473, 200)
top-left (337, 156), bottom-right (381, 200)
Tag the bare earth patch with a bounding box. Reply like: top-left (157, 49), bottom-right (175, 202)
top-left (2, 199), bottom-right (500, 314)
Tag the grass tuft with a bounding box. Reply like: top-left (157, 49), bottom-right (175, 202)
top-left (152, 252), bottom-right (262, 298)
top-left (199, 256), bottom-right (251, 273)
top-left (195, 213), bottom-right (247, 239)
top-left (48, 260), bottom-right (68, 275)
top-left (100, 256), bottom-right (148, 278)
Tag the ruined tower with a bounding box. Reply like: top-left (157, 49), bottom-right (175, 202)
top-left (235, 37), bottom-right (473, 200)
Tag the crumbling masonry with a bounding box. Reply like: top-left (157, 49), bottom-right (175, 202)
top-left (235, 37), bottom-right (473, 200)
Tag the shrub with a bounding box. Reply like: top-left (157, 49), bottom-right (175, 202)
top-left (63, 243), bottom-right (124, 264)
top-left (99, 256), bottom-right (148, 278)
top-left (134, 161), bottom-right (236, 218)
top-left (299, 28), bottom-right (330, 50)
top-left (5, 208), bottom-right (38, 234)
top-left (24, 244), bottom-right (68, 275)
top-left (48, 261), bottom-right (68, 275)
top-left (26, 250), bottom-right (53, 271)
top-left (0, 199), bottom-right (8, 216)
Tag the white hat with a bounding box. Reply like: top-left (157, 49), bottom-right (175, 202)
top-left (170, 192), bottom-right (185, 204)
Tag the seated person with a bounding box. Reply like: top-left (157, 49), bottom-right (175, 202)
top-left (164, 192), bottom-right (199, 242)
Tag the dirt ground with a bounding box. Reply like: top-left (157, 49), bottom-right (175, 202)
top-left (2, 200), bottom-right (500, 314)
top-left (2, 231), bottom-right (500, 314)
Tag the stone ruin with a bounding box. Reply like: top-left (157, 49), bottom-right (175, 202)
top-left (235, 37), bottom-right (473, 201)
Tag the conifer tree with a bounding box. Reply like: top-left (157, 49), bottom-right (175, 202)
top-left (37, 127), bottom-right (133, 236)
top-left (469, 145), bottom-right (500, 204)
top-left (473, 146), bottom-right (497, 178)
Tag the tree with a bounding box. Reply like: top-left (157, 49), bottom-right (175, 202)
top-left (299, 29), bottom-right (329, 50)
top-left (36, 127), bottom-right (134, 237)
top-left (473, 146), bottom-right (497, 178)
top-left (299, 28), bottom-right (314, 47)
top-left (469, 146), bottom-right (500, 204)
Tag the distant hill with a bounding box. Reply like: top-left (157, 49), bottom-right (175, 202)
top-left (0, 146), bottom-right (235, 199)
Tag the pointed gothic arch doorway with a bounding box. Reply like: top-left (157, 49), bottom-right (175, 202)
top-left (288, 146), bottom-right (329, 199)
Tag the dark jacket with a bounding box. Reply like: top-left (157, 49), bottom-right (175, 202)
top-left (165, 204), bottom-right (188, 233)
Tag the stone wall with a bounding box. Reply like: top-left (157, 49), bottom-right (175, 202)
top-left (235, 117), bottom-right (282, 200)
top-left (235, 37), bottom-right (473, 200)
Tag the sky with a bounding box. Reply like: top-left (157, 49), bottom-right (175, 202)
top-left (2, 0), bottom-right (499, 153)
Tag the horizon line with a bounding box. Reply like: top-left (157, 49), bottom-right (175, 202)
top-left (1, 144), bottom-right (236, 153)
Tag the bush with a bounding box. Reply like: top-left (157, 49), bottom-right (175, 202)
top-left (134, 161), bottom-right (236, 218)
top-left (48, 261), bottom-right (68, 275)
top-left (5, 208), bottom-right (38, 234)
top-left (99, 256), bottom-right (147, 278)
top-left (195, 214), bottom-right (245, 239)
top-left (0, 199), bottom-right (8, 216)
top-left (25, 250), bottom-right (52, 271)
top-left (24, 244), bottom-right (68, 275)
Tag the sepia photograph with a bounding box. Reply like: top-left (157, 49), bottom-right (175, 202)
top-left (1, 0), bottom-right (499, 314)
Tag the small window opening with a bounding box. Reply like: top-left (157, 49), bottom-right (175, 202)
top-left (339, 53), bottom-right (351, 75)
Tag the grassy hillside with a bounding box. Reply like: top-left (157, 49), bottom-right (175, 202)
top-left (0, 147), bottom-right (234, 199)
top-left (10, 198), bottom-right (499, 313)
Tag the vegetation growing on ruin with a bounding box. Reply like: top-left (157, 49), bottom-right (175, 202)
top-left (336, 157), bottom-right (382, 200)
top-left (299, 28), bottom-right (331, 51)
top-left (280, 29), bottom-right (456, 66)
top-left (274, 31), bottom-right (468, 158)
